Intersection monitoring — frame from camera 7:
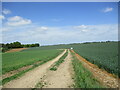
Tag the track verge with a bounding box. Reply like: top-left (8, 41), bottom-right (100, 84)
top-left (71, 50), bottom-right (119, 88)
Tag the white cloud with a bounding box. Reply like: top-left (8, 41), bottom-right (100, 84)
top-left (41, 26), bottom-right (48, 30)
top-left (103, 7), bottom-right (113, 13)
top-left (28, 26), bottom-right (48, 34)
top-left (2, 24), bottom-right (118, 45)
top-left (6, 16), bottom-right (32, 26)
top-left (74, 25), bottom-right (88, 32)
top-left (3, 9), bottom-right (11, 14)
top-left (74, 24), bottom-right (87, 29)
top-left (8, 16), bottom-right (22, 21)
top-left (75, 25), bottom-right (87, 29)
top-left (0, 15), bottom-right (5, 19)
top-left (81, 29), bottom-right (88, 32)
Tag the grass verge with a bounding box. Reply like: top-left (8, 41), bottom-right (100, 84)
top-left (71, 51), bottom-right (104, 88)
top-left (50, 50), bottom-right (68, 71)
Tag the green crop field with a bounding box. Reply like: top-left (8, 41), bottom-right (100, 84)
top-left (34, 41), bottom-right (118, 77)
top-left (71, 42), bottom-right (118, 77)
top-left (2, 49), bottom-right (63, 74)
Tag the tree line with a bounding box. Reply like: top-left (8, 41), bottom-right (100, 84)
top-left (0, 41), bottom-right (40, 52)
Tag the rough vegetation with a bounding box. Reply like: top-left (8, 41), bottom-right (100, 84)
top-left (71, 52), bottom-right (103, 88)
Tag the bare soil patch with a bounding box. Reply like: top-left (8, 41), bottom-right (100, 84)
top-left (6, 48), bottom-right (27, 53)
top-left (71, 50), bottom-right (119, 88)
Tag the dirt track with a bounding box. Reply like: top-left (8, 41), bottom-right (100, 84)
top-left (38, 50), bottom-right (73, 88)
top-left (6, 48), bottom-right (27, 53)
top-left (3, 50), bottom-right (66, 88)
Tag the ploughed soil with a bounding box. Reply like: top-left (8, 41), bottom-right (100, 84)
top-left (71, 50), bottom-right (119, 88)
top-left (6, 48), bottom-right (27, 53)
top-left (3, 50), bottom-right (67, 88)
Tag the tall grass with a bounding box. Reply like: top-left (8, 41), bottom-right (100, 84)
top-left (71, 52), bottom-right (104, 88)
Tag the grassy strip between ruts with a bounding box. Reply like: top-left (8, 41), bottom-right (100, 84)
top-left (2, 50), bottom-right (64, 85)
top-left (71, 51), bottom-right (104, 88)
top-left (50, 50), bottom-right (68, 71)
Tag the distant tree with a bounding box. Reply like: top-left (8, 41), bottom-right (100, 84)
top-left (35, 43), bottom-right (40, 47)
top-left (1, 41), bottom-right (40, 52)
top-left (106, 41), bottom-right (110, 43)
top-left (12, 41), bottom-right (22, 48)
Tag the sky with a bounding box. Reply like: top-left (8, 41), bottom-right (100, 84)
top-left (1, 2), bottom-right (118, 45)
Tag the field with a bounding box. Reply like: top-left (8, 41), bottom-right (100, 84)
top-left (21, 42), bottom-right (119, 76)
top-left (2, 41), bottom-right (119, 88)
top-left (2, 49), bottom-right (63, 74)
top-left (71, 42), bottom-right (118, 76)
top-left (36, 42), bottom-right (118, 76)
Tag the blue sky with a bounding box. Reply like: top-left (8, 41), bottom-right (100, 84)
top-left (1, 2), bottom-right (118, 45)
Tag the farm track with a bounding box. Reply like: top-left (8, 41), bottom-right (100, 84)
top-left (3, 50), bottom-right (66, 88)
top-left (37, 50), bottom-right (73, 88)
top-left (71, 50), bottom-right (119, 88)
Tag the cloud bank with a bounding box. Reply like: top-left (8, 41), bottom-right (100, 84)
top-left (2, 23), bottom-right (118, 45)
